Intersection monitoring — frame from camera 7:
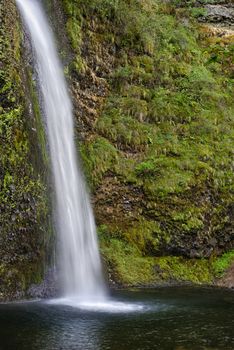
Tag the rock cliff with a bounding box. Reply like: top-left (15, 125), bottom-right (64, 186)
top-left (58, 0), bottom-right (234, 286)
top-left (0, 0), bottom-right (53, 300)
top-left (0, 0), bottom-right (233, 298)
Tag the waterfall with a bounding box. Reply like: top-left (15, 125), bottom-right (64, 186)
top-left (16, 0), bottom-right (106, 301)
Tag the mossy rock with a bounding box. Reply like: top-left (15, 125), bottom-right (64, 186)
top-left (0, 0), bottom-right (52, 300)
top-left (60, 0), bottom-right (234, 287)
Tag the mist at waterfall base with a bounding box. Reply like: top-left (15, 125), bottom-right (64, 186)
top-left (16, 0), bottom-right (107, 305)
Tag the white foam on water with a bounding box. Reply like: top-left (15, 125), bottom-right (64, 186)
top-left (47, 298), bottom-right (146, 313)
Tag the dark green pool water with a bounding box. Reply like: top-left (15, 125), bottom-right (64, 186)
top-left (0, 287), bottom-right (233, 350)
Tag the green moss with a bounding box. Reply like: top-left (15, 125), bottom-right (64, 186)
top-left (122, 218), bottom-right (166, 254)
top-left (190, 7), bottom-right (207, 18)
top-left (212, 250), bottom-right (234, 277)
top-left (100, 236), bottom-right (213, 285)
top-left (66, 18), bottom-right (82, 51)
top-left (80, 136), bottom-right (119, 189)
top-left (28, 71), bottom-right (49, 166)
top-left (63, 0), bottom-right (234, 286)
top-left (0, 0), bottom-right (50, 299)
top-left (155, 256), bottom-right (212, 284)
top-left (100, 238), bottom-right (156, 285)
top-left (96, 107), bottom-right (153, 150)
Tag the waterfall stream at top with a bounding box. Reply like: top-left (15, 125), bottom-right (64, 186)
top-left (16, 0), bottom-right (106, 301)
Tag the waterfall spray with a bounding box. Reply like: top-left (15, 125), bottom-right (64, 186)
top-left (16, 0), bottom-right (106, 301)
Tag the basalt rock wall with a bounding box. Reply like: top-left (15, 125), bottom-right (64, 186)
top-left (0, 0), bottom-right (233, 297)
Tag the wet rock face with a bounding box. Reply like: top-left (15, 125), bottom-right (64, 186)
top-left (27, 269), bottom-right (59, 299)
top-left (0, 0), bottom-right (52, 301)
top-left (200, 4), bottom-right (234, 27)
top-left (217, 264), bottom-right (234, 289)
top-left (206, 4), bottom-right (234, 22)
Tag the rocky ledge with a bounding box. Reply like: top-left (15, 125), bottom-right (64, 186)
top-left (217, 264), bottom-right (234, 290)
top-left (199, 4), bottom-right (234, 28)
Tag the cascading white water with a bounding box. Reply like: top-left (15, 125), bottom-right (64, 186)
top-left (16, 0), bottom-right (106, 300)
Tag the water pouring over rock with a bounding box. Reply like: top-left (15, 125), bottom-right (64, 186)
top-left (16, 0), bottom-right (106, 301)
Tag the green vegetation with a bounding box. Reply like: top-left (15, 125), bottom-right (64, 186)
top-left (100, 236), bottom-right (213, 285)
top-left (0, 0), bottom-right (50, 299)
top-left (1, 0), bottom-right (233, 295)
top-left (80, 136), bottom-right (119, 189)
top-left (212, 250), bottom-right (234, 277)
top-left (61, 0), bottom-right (234, 286)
